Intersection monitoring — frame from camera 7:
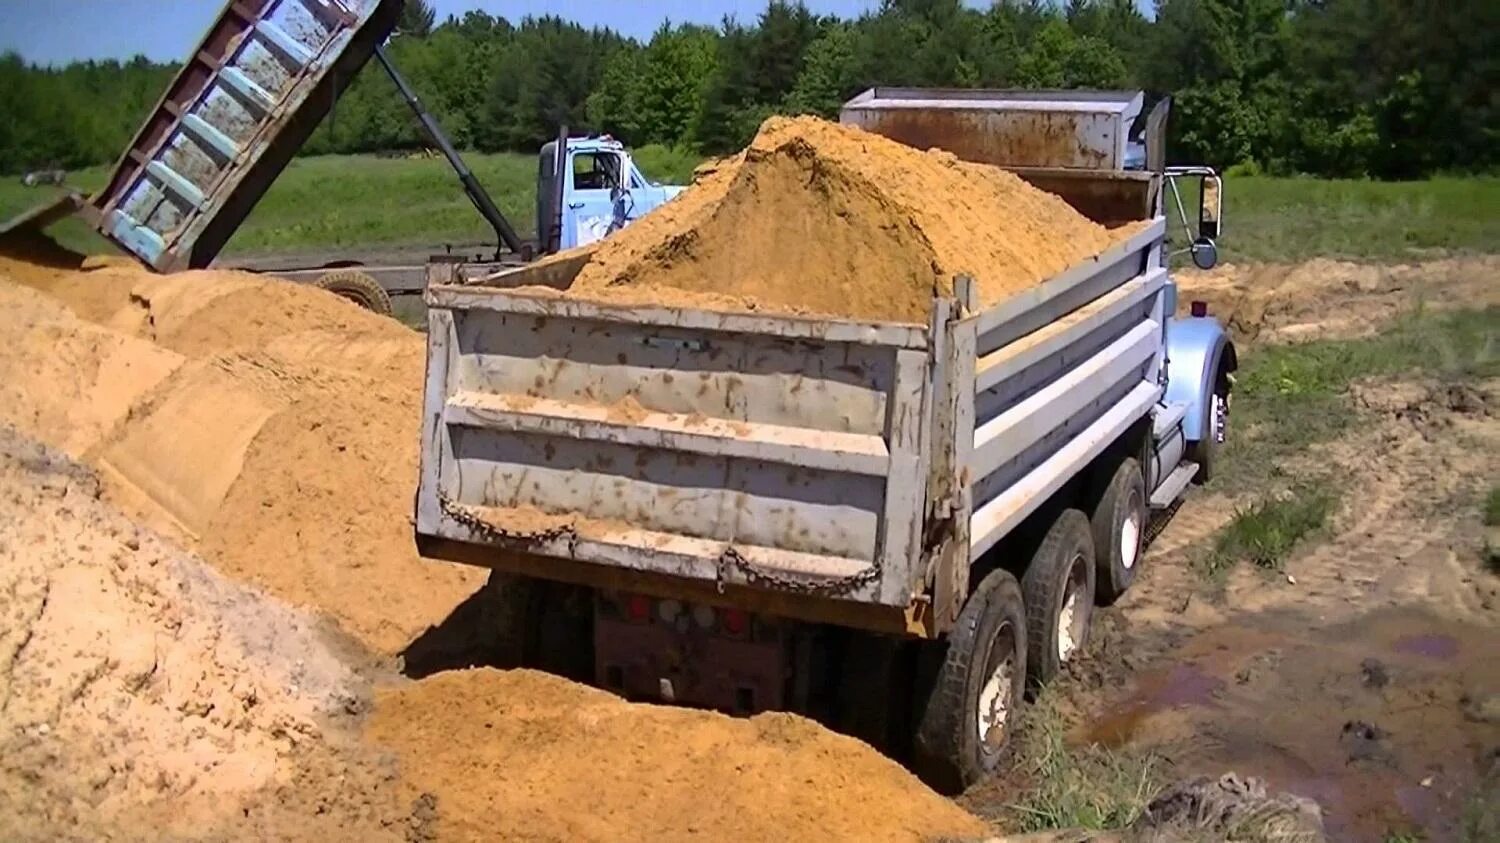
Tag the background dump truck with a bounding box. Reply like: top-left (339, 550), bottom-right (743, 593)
top-left (3, 0), bottom-right (682, 315)
top-left (414, 88), bottom-right (1235, 792)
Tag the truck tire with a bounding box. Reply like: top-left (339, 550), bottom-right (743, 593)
top-left (1091, 458), bottom-right (1146, 605)
top-left (912, 568), bottom-right (1027, 794)
top-left (1021, 509), bottom-right (1096, 686)
top-left (314, 268), bottom-right (393, 317)
top-left (1187, 380), bottom-right (1230, 484)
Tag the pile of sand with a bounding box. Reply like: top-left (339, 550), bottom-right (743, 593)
top-left (0, 241), bottom-right (988, 841)
top-left (0, 244), bottom-right (486, 658)
top-left (367, 669), bottom-right (985, 842)
top-left (0, 428), bottom-right (402, 839)
top-left (544, 115), bottom-right (1128, 322)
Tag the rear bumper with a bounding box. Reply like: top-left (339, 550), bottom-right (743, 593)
top-left (416, 533), bottom-right (930, 637)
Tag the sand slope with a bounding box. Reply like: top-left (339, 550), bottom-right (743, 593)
top-left (0, 249), bottom-right (485, 658)
top-left (546, 115), bottom-right (1129, 322)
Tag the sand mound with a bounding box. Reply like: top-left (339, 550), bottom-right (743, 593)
top-left (548, 115), bottom-right (1127, 322)
top-left (0, 429), bottom-right (384, 838)
top-left (367, 668), bottom-right (986, 842)
top-left (0, 252), bottom-right (485, 658)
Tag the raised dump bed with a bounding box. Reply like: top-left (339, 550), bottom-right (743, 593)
top-left (79, 0), bottom-right (402, 271)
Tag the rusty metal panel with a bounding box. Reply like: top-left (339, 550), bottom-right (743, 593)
top-left (83, 0), bottom-right (402, 272)
top-left (841, 88), bottom-right (1144, 171)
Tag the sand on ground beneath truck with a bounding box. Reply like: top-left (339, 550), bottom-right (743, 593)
top-left (534, 115), bottom-right (1138, 323)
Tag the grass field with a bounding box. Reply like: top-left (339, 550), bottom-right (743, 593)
top-left (0, 144), bottom-right (699, 259)
top-left (2, 152), bottom-right (1494, 263)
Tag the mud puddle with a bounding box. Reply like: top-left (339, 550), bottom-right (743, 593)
top-left (1079, 606), bottom-right (1500, 841)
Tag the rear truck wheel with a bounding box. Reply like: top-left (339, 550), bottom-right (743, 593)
top-left (314, 268), bottom-right (393, 317)
top-left (1021, 509), bottom-right (1096, 686)
top-left (912, 568), bottom-right (1027, 794)
top-left (1187, 380), bottom-right (1230, 484)
top-left (1091, 458), bottom-right (1146, 605)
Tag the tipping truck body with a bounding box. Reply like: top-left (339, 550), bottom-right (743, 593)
top-left (414, 88), bottom-right (1234, 792)
top-left (3, 0), bottom-right (683, 315)
top-left (78, 0), bottom-right (405, 273)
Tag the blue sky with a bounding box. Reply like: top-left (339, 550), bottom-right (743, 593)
top-left (0, 1), bottom-right (1146, 66)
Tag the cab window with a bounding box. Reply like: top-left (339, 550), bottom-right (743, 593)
top-left (572, 152), bottom-right (621, 191)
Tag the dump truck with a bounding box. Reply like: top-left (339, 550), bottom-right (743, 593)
top-left (412, 87), bottom-right (1234, 792)
top-left (2, 0), bottom-right (681, 314)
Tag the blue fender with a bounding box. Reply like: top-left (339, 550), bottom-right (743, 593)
top-left (1164, 315), bottom-right (1237, 442)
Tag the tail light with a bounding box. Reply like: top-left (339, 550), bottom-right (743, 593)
top-left (626, 594), bottom-right (651, 623)
top-left (722, 608), bottom-right (749, 636)
top-left (1190, 300), bottom-right (1208, 318)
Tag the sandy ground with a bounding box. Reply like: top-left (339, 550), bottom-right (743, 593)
top-left (0, 242), bottom-right (987, 841)
top-left (0, 427), bottom-right (415, 841)
top-left (0, 182), bottom-right (1495, 839)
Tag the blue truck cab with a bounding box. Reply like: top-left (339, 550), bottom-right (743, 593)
top-left (537, 136), bottom-right (686, 252)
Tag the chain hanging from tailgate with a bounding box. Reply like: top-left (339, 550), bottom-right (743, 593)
top-left (717, 545), bottom-right (879, 597)
top-left (441, 493), bottom-right (875, 597)
top-left (438, 493), bottom-right (578, 547)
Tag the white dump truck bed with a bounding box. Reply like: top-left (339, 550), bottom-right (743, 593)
top-left (415, 219), bottom-right (1168, 634)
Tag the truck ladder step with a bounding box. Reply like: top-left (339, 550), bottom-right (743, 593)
top-left (1150, 461), bottom-right (1199, 509)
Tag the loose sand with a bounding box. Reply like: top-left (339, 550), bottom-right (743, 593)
top-left (0, 243), bottom-right (486, 658)
top-left (540, 115), bottom-right (1133, 322)
top-left (0, 237), bottom-right (988, 840)
top-left (367, 668), bottom-right (984, 843)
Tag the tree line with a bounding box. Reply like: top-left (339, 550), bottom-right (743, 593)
top-left (1, 0), bottom-right (1494, 179)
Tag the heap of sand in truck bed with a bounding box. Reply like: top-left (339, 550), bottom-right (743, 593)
top-left (542, 115), bottom-right (1134, 323)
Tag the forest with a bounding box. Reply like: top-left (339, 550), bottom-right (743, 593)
top-left (0, 0), bottom-right (1494, 180)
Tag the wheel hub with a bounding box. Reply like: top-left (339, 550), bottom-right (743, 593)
top-left (976, 655), bottom-right (1014, 748)
top-left (1057, 555), bottom-right (1089, 662)
top-left (1120, 509), bottom-right (1141, 570)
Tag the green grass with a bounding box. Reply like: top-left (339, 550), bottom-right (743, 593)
top-left (1220, 307), bottom-right (1499, 490)
top-left (1484, 486), bottom-right (1500, 528)
top-left (1002, 696), bottom-right (1163, 833)
top-left (0, 146), bottom-right (699, 259)
top-left (4, 152), bottom-right (1497, 262)
top-left (1166, 175), bottom-right (1500, 263)
top-left (1204, 485), bottom-right (1336, 577)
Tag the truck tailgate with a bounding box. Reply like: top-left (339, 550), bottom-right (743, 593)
top-left (81, 0), bottom-right (401, 271)
top-left (415, 287), bottom-right (935, 609)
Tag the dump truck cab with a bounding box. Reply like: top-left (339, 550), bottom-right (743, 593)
top-left (536, 136), bottom-right (686, 252)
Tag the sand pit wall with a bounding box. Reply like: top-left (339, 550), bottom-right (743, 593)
top-left (546, 115), bottom-right (1129, 322)
top-left (0, 255), bottom-right (485, 658)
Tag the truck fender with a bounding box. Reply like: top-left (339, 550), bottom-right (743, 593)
top-left (1164, 316), bottom-right (1237, 444)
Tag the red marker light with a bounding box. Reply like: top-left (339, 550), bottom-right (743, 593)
top-left (1190, 300), bottom-right (1208, 318)
top-left (723, 608), bottom-right (748, 636)
top-left (626, 594), bottom-right (651, 622)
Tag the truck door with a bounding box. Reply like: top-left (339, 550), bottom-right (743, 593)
top-left (562, 150), bottom-right (624, 248)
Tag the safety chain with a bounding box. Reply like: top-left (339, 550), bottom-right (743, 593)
top-left (717, 544), bottom-right (880, 597)
top-left (438, 493), bottom-right (577, 548)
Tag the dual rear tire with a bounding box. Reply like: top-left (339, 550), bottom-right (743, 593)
top-left (912, 461), bottom-right (1149, 792)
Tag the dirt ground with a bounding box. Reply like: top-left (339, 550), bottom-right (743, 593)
top-left (964, 259), bottom-right (1500, 842)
